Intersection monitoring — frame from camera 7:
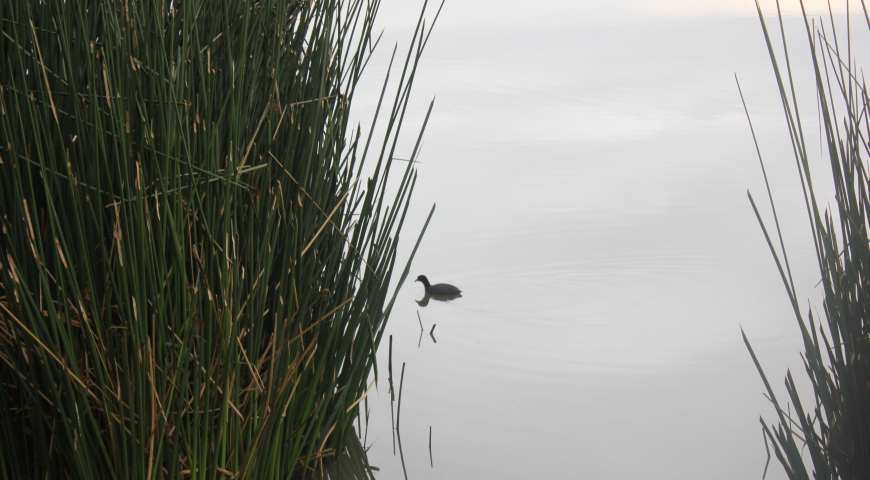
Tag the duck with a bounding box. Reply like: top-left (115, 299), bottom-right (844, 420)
top-left (414, 275), bottom-right (461, 296)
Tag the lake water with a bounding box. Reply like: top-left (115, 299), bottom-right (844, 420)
top-left (342, 1), bottom-right (864, 478)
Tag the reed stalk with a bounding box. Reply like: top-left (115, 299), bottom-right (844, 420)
top-left (0, 0), bottom-right (440, 478)
top-left (743, 2), bottom-right (870, 478)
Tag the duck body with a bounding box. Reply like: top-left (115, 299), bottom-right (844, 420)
top-left (415, 275), bottom-right (461, 296)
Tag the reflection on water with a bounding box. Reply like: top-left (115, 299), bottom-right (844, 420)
top-left (318, 432), bottom-right (377, 480)
top-left (321, 428), bottom-right (432, 480)
top-left (341, 2), bottom-right (863, 480)
top-left (415, 292), bottom-right (462, 307)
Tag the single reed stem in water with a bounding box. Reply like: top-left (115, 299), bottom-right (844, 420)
top-left (396, 362), bottom-right (406, 432)
top-left (389, 335), bottom-right (394, 400)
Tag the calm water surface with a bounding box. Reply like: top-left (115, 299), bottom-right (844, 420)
top-left (343, 2), bottom-right (864, 479)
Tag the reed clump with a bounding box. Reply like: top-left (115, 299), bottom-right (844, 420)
top-left (742, 2), bottom-right (870, 479)
top-left (0, 0), bottom-right (437, 478)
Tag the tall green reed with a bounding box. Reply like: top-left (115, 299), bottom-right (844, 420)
top-left (742, 1), bottom-right (870, 478)
top-left (0, 0), bottom-right (440, 478)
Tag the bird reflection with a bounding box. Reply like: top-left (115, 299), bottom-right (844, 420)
top-left (415, 292), bottom-right (462, 307)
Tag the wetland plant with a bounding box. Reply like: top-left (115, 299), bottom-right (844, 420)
top-left (742, 1), bottom-right (870, 478)
top-left (0, 0), bottom-right (439, 477)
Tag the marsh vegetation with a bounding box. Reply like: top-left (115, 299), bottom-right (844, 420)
top-left (742, 3), bottom-right (870, 478)
top-left (0, 0), bottom-right (438, 477)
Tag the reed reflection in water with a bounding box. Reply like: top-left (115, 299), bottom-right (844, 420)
top-left (337, 1), bottom-right (864, 479)
top-left (318, 432), bottom-right (378, 480)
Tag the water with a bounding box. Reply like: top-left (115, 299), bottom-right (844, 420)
top-left (342, 1), bottom-right (861, 478)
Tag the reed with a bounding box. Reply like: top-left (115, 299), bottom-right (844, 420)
top-left (317, 432), bottom-right (378, 480)
top-left (0, 0), bottom-right (439, 478)
top-left (742, 2), bottom-right (870, 478)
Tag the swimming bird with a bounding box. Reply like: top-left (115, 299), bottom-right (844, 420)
top-left (414, 275), bottom-right (461, 296)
